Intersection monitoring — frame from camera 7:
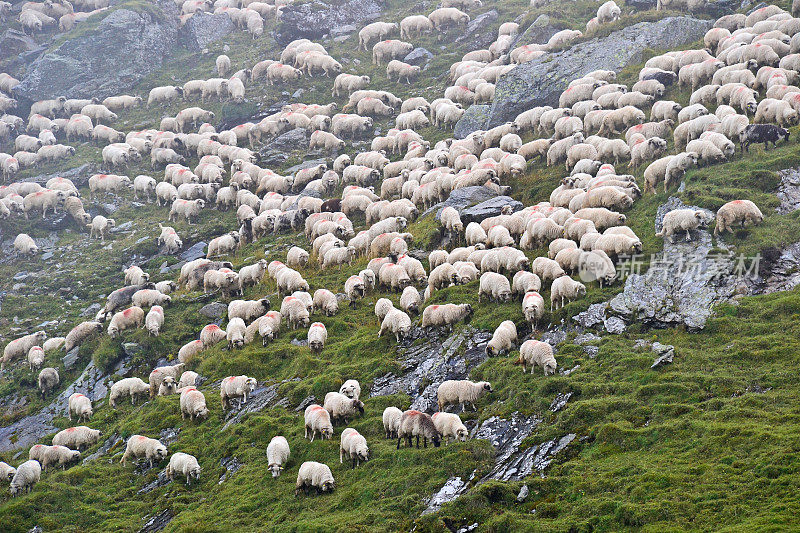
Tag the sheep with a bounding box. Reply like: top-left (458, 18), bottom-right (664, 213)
top-left (306, 322), bottom-right (328, 353)
top-left (397, 410), bottom-right (442, 449)
top-left (37, 367), bottom-right (59, 398)
top-left (254, 311), bottom-right (282, 345)
top-left (339, 380), bottom-right (361, 401)
top-left (266, 436), bottom-right (290, 478)
top-left (64, 321), bottom-right (102, 354)
top-left (339, 428), bottom-right (370, 469)
top-left (177, 339), bottom-right (203, 364)
top-left (295, 461), bottom-right (336, 495)
top-left (9, 460), bottom-right (40, 497)
top-left (52, 426), bottom-right (101, 451)
top-left (109, 377), bottom-right (150, 407)
top-left (512, 271), bottom-right (542, 297)
top-left (227, 298), bottom-right (270, 324)
top-left (166, 452), bottom-right (201, 487)
top-left (437, 379), bottom-right (492, 411)
top-left (281, 296), bottom-right (310, 329)
top-left (220, 375), bottom-right (257, 410)
top-left (372, 39), bottom-right (414, 65)
top-left (276, 267), bottom-right (309, 295)
top-left (656, 208), bottom-right (710, 242)
top-left (42, 337), bottom-right (65, 353)
top-left (148, 363), bottom-right (185, 398)
top-left (121, 435), bottom-right (168, 468)
top-left (13, 233), bottom-right (39, 256)
top-left (312, 289), bottom-right (339, 317)
top-left (180, 387), bottom-right (209, 421)
top-left (630, 137), bottom-right (668, 169)
top-left (0, 462), bottom-right (16, 483)
top-left (379, 308), bottom-right (413, 342)
top-left (304, 404), bottom-right (334, 441)
top-left (387, 60), bottom-right (421, 84)
top-left (131, 289), bottom-right (171, 309)
top-left (517, 339), bottom-right (557, 374)
top-left (478, 272), bottom-right (512, 303)
top-left (531, 256), bottom-right (566, 282)
top-left (399, 286), bottom-right (422, 316)
top-left (344, 275), bottom-right (366, 308)
top-left (67, 393), bottom-right (92, 422)
top-left (550, 275), bottom-right (587, 311)
top-left (239, 259), bottom-right (268, 288)
top-left (148, 86), bottom-right (183, 106)
top-left (226, 317), bottom-right (247, 349)
top-left (431, 412), bottom-right (469, 445)
top-left (382, 406), bottom-right (403, 438)
top-left (715, 200), bottom-right (763, 235)
top-left (158, 376), bottom-right (178, 396)
top-left (107, 307), bottom-right (144, 338)
top-left (486, 320), bottom-right (518, 356)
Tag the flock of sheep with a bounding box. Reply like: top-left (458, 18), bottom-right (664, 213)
top-left (0, 0), bottom-right (793, 504)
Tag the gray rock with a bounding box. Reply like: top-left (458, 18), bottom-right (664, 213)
top-left (0, 30), bottom-right (40, 63)
top-left (100, 203), bottom-right (118, 215)
top-left (178, 11), bottom-right (234, 50)
top-left (404, 47), bottom-right (433, 67)
top-left (454, 104), bottom-right (491, 139)
top-left (457, 10), bottom-right (499, 50)
top-left (180, 241), bottom-right (207, 262)
top-left (14, 1), bottom-right (179, 102)
top-left (81, 303), bottom-right (102, 317)
top-left (549, 392), bottom-right (572, 412)
top-left (584, 345), bottom-right (599, 359)
top-left (573, 333), bottom-right (600, 345)
top-left (138, 509), bottom-right (173, 533)
top-left (604, 316), bottom-right (626, 334)
top-left (276, 0), bottom-right (382, 44)
top-left (516, 485), bottom-right (530, 502)
top-left (109, 221), bottom-right (133, 233)
top-left (199, 302), bottom-right (227, 319)
top-left (260, 128), bottom-right (308, 156)
top-left (218, 456), bottom-right (242, 484)
top-left (511, 14), bottom-right (559, 48)
top-left (423, 476), bottom-right (467, 515)
top-left (295, 395), bottom-right (317, 411)
top-left (330, 24), bottom-right (356, 37)
top-left (776, 167), bottom-right (800, 213)
top-left (41, 252), bottom-right (53, 261)
top-left (221, 383), bottom-right (281, 430)
top-left (610, 197), bottom-right (736, 330)
top-left (457, 524), bottom-right (479, 533)
top-left (63, 348), bottom-right (80, 370)
top-left (122, 343), bottom-right (143, 358)
top-left (651, 342), bottom-right (675, 368)
top-left (138, 470), bottom-right (170, 494)
top-left (460, 196), bottom-right (524, 224)
top-left (488, 17), bottom-right (713, 127)
top-left (574, 303), bottom-right (608, 328)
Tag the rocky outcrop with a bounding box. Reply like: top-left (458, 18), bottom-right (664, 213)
top-left (178, 11), bottom-right (234, 50)
top-left (511, 14), bottom-right (559, 48)
top-left (455, 9), bottom-right (498, 50)
top-left (13, 1), bottom-right (179, 103)
top-left (275, 0), bottom-right (383, 44)
top-left (488, 16), bottom-right (712, 127)
top-left (460, 196), bottom-right (523, 224)
top-left (454, 105), bottom-right (490, 140)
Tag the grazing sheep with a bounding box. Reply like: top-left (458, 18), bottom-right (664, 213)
top-left (148, 363), bottom-right (185, 398)
top-left (109, 377), bottom-right (150, 407)
top-left (295, 461), bottom-right (335, 495)
top-left (52, 426), bottom-right (101, 451)
top-left (550, 275), bottom-right (587, 311)
top-left (478, 272), bottom-right (512, 302)
top-left (267, 436), bottom-right (290, 478)
top-left (38, 367), bottom-right (59, 397)
top-left (383, 406), bottom-right (403, 438)
top-left (657, 208), bottom-right (711, 242)
top-left (226, 317), bottom-right (246, 349)
top-left (437, 379), bottom-right (492, 411)
top-left (9, 460), bottom-right (40, 497)
top-left (486, 320), bottom-right (518, 356)
top-left (344, 275), bottom-right (366, 308)
top-left (88, 215), bottom-right (115, 242)
top-left (166, 452), bottom-right (201, 486)
top-left (304, 404), bottom-right (334, 441)
top-left (432, 412), bottom-right (469, 444)
top-left (107, 307), bottom-right (144, 338)
top-left (400, 286), bottom-right (422, 315)
top-left (517, 339), bottom-right (557, 374)
top-left (715, 200), bottom-right (763, 234)
top-left (0, 462), bottom-right (16, 483)
top-left (312, 289), bottom-right (339, 317)
top-left (158, 376), bottom-right (178, 396)
top-left (64, 322), bottom-right (102, 353)
top-left (13, 233), bottom-right (38, 256)
top-left (121, 435), bottom-right (168, 468)
top-left (145, 305), bottom-right (164, 336)
top-left (68, 393), bottom-right (93, 422)
top-left (220, 375), bottom-right (257, 409)
top-left (340, 428), bottom-right (370, 468)
top-left (26, 346), bottom-right (44, 370)
top-left (379, 308), bottom-right (413, 342)
top-left (307, 322), bottom-right (328, 353)
top-left (397, 410), bottom-right (441, 449)
top-left (324, 391), bottom-right (365, 424)
top-left (422, 303), bottom-right (473, 332)
top-left (180, 387), bottom-right (209, 421)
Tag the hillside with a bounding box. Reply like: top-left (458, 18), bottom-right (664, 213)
top-left (2, 0), bottom-right (800, 530)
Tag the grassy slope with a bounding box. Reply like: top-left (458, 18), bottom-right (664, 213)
top-left (3, 0), bottom-right (800, 531)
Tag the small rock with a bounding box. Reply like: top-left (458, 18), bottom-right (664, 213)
top-left (295, 395), bottom-right (317, 411)
top-left (549, 392), bottom-right (572, 412)
top-left (516, 485), bottom-right (529, 502)
top-left (604, 317), bottom-right (626, 334)
top-left (138, 509), bottom-right (173, 533)
top-left (218, 456), bottom-right (242, 484)
top-left (457, 524), bottom-right (479, 533)
top-left (404, 47), bottom-right (433, 66)
top-left (110, 221), bottom-right (133, 233)
top-left (651, 342), bottom-right (675, 369)
top-left (63, 348), bottom-right (80, 370)
top-left (292, 89), bottom-right (304, 99)
top-left (633, 339), bottom-right (651, 350)
top-left (180, 241), bottom-right (207, 262)
top-left (199, 302), bottom-right (227, 319)
top-left (81, 303), bottom-right (102, 317)
top-left (100, 203), bottom-right (118, 215)
top-left (573, 333), bottom-right (600, 345)
top-left (573, 303), bottom-right (607, 328)
top-left (459, 196), bottom-right (523, 224)
top-left (584, 346), bottom-right (599, 358)
top-left (13, 272), bottom-right (28, 281)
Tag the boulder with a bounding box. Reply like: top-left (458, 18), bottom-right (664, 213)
top-left (180, 241), bottom-right (207, 262)
top-left (178, 11), bottom-right (235, 50)
top-left (275, 0), bottom-right (383, 44)
top-left (456, 9), bottom-right (499, 50)
top-left (460, 196), bottom-right (523, 224)
top-left (511, 15), bottom-right (559, 48)
top-left (488, 17), bottom-right (713, 127)
top-left (454, 104), bottom-right (491, 139)
top-left (404, 47), bottom-right (433, 67)
top-left (0, 29), bottom-right (41, 64)
top-left (13, 1), bottom-right (179, 102)
top-left (427, 186), bottom-right (498, 219)
top-left (199, 302), bottom-right (227, 319)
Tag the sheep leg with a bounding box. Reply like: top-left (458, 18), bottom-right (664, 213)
top-left (415, 435), bottom-right (420, 448)
top-left (397, 437), bottom-right (402, 450)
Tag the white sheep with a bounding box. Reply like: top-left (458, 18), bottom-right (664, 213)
top-left (0, 461), bottom-right (16, 483)
top-left (295, 461), bottom-right (335, 495)
top-left (121, 435), bottom-right (168, 468)
top-left (437, 379), bottom-right (492, 411)
top-left (267, 436), bottom-right (290, 478)
top-left (307, 322), bottom-right (328, 353)
top-left (383, 406), bottom-right (403, 438)
top-left (68, 393), bottom-right (92, 422)
top-left (304, 404), bottom-right (334, 441)
top-left (715, 200), bottom-right (763, 234)
top-left (340, 427), bottom-right (370, 468)
top-left (145, 305), bottom-right (164, 336)
top-left (220, 375), bottom-right (257, 409)
top-left (52, 426), bottom-right (101, 450)
top-left (432, 412), bottom-right (469, 444)
top-left (107, 307), bottom-right (144, 338)
top-left (180, 387), bottom-right (209, 420)
top-left (166, 452), bottom-right (201, 486)
top-left (518, 339), bottom-right (557, 375)
top-left (656, 208), bottom-right (709, 242)
top-left (9, 460), bottom-right (40, 497)
top-left (550, 275), bottom-right (587, 311)
top-left (109, 377), bottom-right (149, 407)
top-left (486, 320), bottom-right (518, 356)
top-left (339, 380), bottom-right (361, 400)
top-left (379, 308), bottom-right (413, 342)
top-left (324, 391), bottom-right (365, 424)
top-left (13, 233), bottom-right (38, 256)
